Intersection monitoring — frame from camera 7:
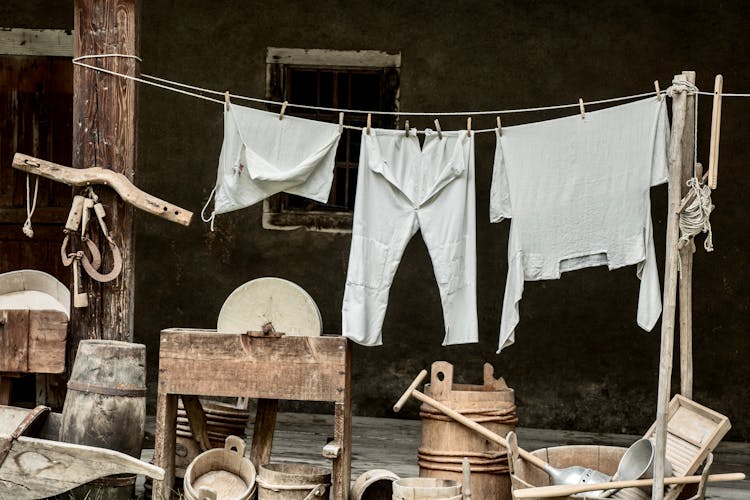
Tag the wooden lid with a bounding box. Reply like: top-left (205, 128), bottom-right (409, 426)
top-left (217, 277), bottom-right (322, 336)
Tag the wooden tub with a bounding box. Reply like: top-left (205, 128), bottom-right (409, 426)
top-left (509, 442), bottom-right (651, 500)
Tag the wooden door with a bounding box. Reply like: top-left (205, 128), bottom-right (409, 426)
top-left (0, 55), bottom-right (73, 280)
top-left (0, 55), bottom-right (73, 406)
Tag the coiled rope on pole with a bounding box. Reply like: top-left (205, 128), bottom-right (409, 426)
top-left (679, 177), bottom-right (714, 252)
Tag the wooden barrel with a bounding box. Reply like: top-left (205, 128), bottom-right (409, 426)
top-left (392, 478), bottom-right (462, 499)
top-left (418, 362), bottom-right (517, 500)
top-left (257, 463), bottom-right (331, 500)
top-left (60, 340), bottom-right (147, 500)
top-left (184, 435), bottom-right (256, 500)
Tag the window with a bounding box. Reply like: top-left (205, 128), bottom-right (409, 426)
top-left (263, 48), bottom-right (401, 232)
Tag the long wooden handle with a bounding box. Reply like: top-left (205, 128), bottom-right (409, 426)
top-left (394, 371), bottom-right (549, 471)
top-left (512, 472), bottom-right (745, 498)
top-left (12, 153), bottom-right (193, 226)
top-left (393, 369), bottom-right (428, 412)
top-left (708, 74), bottom-right (723, 190)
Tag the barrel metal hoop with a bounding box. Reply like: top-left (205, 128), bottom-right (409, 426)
top-left (67, 380), bottom-right (146, 397)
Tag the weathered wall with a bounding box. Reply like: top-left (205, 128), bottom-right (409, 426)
top-left (3, 1), bottom-right (749, 440)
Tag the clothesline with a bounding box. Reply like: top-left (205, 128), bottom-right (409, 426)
top-left (69, 58), bottom-right (655, 124)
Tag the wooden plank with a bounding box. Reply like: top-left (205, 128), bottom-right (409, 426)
top-left (0, 28), bottom-right (74, 57)
top-left (652, 73), bottom-right (690, 500)
top-left (158, 330), bottom-right (349, 402)
top-left (27, 309), bottom-right (67, 373)
top-left (70, 0), bottom-right (140, 365)
top-left (250, 398), bottom-right (278, 470)
top-left (0, 309), bottom-right (29, 372)
top-left (678, 71), bottom-right (696, 400)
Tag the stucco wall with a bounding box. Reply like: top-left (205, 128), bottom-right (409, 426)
top-left (3, 1), bottom-right (749, 440)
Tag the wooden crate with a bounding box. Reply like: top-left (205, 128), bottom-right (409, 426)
top-left (0, 307), bottom-right (67, 373)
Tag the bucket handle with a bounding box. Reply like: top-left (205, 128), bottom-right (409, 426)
top-left (302, 484), bottom-right (328, 500)
top-left (224, 435), bottom-right (246, 457)
top-left (430, 361), bottom-right (454, 399)
top-left (198, 487), bottom-right (217, 500)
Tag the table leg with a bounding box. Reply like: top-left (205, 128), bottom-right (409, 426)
top-left (332, 401), bottom-right (352, 500)
top-left (250, 398), bottom-right (278, 470)
top-left (153, 392), bottom-right (177, 500)
top-left (0, 376), bottom-right (11, 405)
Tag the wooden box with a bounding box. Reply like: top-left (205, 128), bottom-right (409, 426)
top-left (0, 308), bottom-right (67, 373)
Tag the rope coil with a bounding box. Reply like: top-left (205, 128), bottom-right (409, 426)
top-left (679, 177), bottom-right (715, 252)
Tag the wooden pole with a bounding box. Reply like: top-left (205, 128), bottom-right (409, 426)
top-left (678, 71), bottom-right (697, 400)
top-left (653, 73), bottom-right (690, 500)
top-left (71, 0), bottom-right (140, 364)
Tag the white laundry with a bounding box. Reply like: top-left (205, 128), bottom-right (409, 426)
top-left (490, 97), bottom-right (670, 352)
top-left (205, 103), bottom-right (342, 221)
top-left (343, 128), bottom-right (478, 346)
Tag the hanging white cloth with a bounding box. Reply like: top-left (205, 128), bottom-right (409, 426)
top-left (205, 103), bottom-right (342, 222)
top-left (490, 97), bottom-right (670, 352)
top-left (342, 127), bottom-right (478, 346)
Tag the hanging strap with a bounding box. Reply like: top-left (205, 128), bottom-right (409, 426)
top-left (22, 174), bottom-right (39, 238)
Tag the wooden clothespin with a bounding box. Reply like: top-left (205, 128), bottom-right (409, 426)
top-left (496, 116), bottom-right (502, 136)
top-left (404, 120), bottom-right (410, 137)
top-left (708, 74), bottom-right (723, 189)
top-left (338, 112), bottom-right (344, 133)
top-left (279, 101), bottom-right (289, 120)
top-left (434, 119), bottom-right (442, 139)
top-left (654, 80), bottom-right (662, 101)
top-left (467, 117), bottom-right (472, 137)
top-left (366, 113), bottom-right (372, 135)
top-left (578, 98), bottom-right (586, 119)
top-left (224, 91), bottom-right (230, 111)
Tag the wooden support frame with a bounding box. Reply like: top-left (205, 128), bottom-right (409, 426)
top-left (70, 0), bottom-right (140, 362)
top-left (653, 71), bottom-right (694, 499)
top-left (152, 329), bottom-right (352, 500)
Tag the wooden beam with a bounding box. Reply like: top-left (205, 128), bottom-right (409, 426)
top-left (71, 0), bottom-right (140, 361)
top-left (678, 71), bottom-right (697, 400)
top-left (0, 28), bottom-right (73, 57)
top-left (652, 73), bottom-right (690, 500)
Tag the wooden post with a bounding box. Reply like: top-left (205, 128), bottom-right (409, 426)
top-left (678, 71), bottom-right (697, 400)
top-left (71, 0), bottom-right (140, 363)
top-left (653, 73), bottom-right (690, 500)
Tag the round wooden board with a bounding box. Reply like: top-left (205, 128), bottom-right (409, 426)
top-left (217, 277), bottom-right (322, 336)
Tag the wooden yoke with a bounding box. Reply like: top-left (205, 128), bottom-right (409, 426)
top-left (12, 153), bottom-right (192, 226)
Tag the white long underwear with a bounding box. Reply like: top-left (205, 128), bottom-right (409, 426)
top-left (208, 103), bottom-right (342, 218)
top-left (343, 128), bottom-right (478, 346)
top-left (490, 97), bottom-right (670, 352)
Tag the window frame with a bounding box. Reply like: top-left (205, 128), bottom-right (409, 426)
top-left (263, 47), bottom-right (401, 233)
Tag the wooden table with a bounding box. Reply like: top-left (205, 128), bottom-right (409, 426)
top-left (152, 328), bottom-right (352, 500)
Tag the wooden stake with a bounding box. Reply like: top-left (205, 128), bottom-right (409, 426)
top-left (653, 73), bottom-right (690, 500)
top-left (708, 75), bottom-right (723, 189)
top-left (678, 71), bottom-right (697, 401)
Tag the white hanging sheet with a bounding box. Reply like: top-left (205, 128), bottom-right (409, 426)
top-left (490, 97), bottom-right (670, 352)
top-left (208, 103), bottom-right (342, 218)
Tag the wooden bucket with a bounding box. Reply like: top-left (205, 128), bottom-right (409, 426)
top-left (392, 478), bottom-right (462, 499)
top-left (351, 469), bottom-right (400, 500)
top-left (60, 339), bottom-right (146, 500)
top-left (257, 463), bottom-right (331, 500)
top-left (184, 435), bottom-right (257, 500)
top-left (419, 362), bottom-right (516, 500)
